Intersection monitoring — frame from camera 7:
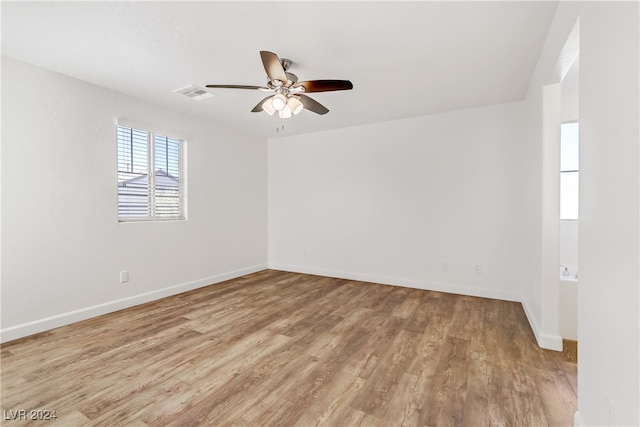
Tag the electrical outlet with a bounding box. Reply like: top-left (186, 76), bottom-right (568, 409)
top-left (474, 265), bottom-right (482, 275)
top-left (120, 270), bottom-right (129, 283)
top-left (441, 263), bottom-right (448, 272)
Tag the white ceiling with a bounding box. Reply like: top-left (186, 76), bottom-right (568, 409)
top-left (2, 1), bottom-right (558, 139)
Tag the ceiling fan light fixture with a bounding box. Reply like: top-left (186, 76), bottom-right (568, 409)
top-left (207, 51), bottom-right (353, 118)
top-left (271, 93), bottom-right (287, 111)
top-left (287, 96), bottom-right (304, 115)
top-left (279, 106), bottom-right (292, 119)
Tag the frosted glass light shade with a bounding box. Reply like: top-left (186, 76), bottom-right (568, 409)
top-left (271, 94), bottom-right (287, 111)
top-left (287, 96), bottom-right (304, 115)
top-left (279, 107), bottom-right (292, 119)
top-left (262, 98), bottom-right (275, 115)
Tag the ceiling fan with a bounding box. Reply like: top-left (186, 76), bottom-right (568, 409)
top-left (206, 51), bottom-right (353, 119)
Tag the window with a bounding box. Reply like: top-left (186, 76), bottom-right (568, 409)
top-left (117, 119), bottom-right (185, 221)
top-left (560, 122), bottom-right (579, 220)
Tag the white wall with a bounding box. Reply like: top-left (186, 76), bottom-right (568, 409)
top-left (577, 2), bottom-right (639, 425)
top-left (562, 89), bottom-right (579, 122)
top-left (1, 57), bottom-right (268, 342)
top-left (559, 220), bottom-right (578, 270)
top-left (540, 82), bottom-right (563, 350)
top-left (269, 101), bottom-right (527, 302)
top-left (522, 2), bottom-right (639, 425)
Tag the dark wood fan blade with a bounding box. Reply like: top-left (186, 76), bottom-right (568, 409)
top-left (205, 84), bottom-right (267, 90)
top-left (260, 51), bottom-right (288, 83)
top-left (299, 94), bottom-right (329, 115)
top-left (251, 96), bottom-right (274, 112)
top-left (295, 80), bottom-right (353, 93)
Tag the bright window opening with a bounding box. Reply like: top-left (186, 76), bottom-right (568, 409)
top-left (117, 121), bottom-right (185, 221)
top-left (560, 122), bottom-right (579, 220)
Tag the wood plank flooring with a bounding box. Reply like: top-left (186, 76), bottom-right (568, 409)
top-left (1, 270), bottom-right (577, 426)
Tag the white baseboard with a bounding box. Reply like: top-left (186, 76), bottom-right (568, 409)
top-left (267, 263), bottom-right (521, 302)
top-left (521, 298), bottom-right (563, 351)
top-left (0, 264), bottom-right (267, 343)
top-left (573, 410), bottom-right (585, 426)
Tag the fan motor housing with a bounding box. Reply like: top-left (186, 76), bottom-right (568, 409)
top-left (280, 58), bottom-right (293, 70)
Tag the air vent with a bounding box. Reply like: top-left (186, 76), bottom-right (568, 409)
top-left (173, 85), bottom-right (215, 101)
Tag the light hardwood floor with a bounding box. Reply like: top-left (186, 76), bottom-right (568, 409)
top-left (1, 270), bottom-right (577, 426)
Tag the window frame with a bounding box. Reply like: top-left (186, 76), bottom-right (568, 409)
top-left (116, 118), bottom-right (187, 222)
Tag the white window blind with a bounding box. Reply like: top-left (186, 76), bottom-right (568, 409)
top-left (117, 121), bottom-right (185, 221)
